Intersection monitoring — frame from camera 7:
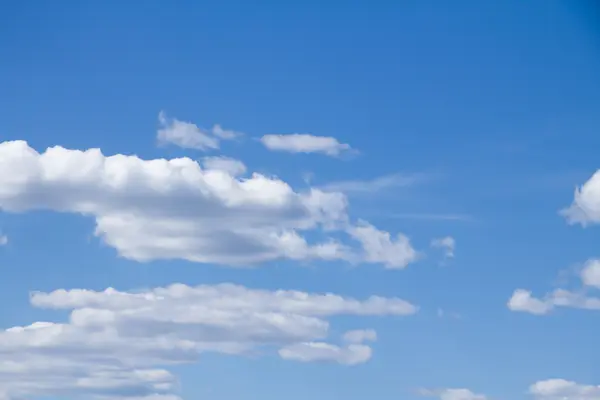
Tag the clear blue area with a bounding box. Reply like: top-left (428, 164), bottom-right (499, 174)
top-left (1, 1), bottom-right (599, 399)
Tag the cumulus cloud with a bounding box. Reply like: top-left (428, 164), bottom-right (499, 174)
top-left (0, 283), bottom-right (416, 399)
top-left (418, 388), bottom-right (487, 400)
top-left (508, 260), bottom-right (600, 315)
top-left (346, 221), bottom-right (419, 269)
top-left (561, 171), bottom-right (600, 225)
top-left (530, 378), bottom-right (600, 400)
top-left (0, 234), bottom-right (6, 246)
top-left (431, 236), bottom-right (455, 259)
top-left (0, 140), bottom-right (421, 268)
top-left (260, 134), bottom-right (353, 157)
top-left (156, 112), bottom-right (241, 151)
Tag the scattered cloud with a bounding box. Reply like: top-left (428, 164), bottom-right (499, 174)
top-left (0, 283), bottom-right (416, 398)
top-left (0, 140), bottom-right (420, 268)
top-left (0, 234), bottom-right (6, 246)
top-left (417, 388), bottom-right (487, 400)
top-left (560, 170), bottom-right (600, 226)
top-left (201, 156), bottom-right (247, 176)
top-left (530, 378), bottom-right (600, 400)
top-left (156, 111), bottom-right (241, 151)
top-left (507, 259), bottom-right (600, 315)
top-left (260, 134), bottom-right (353, 157)
top-left (431, 236), bottom-right (455, 259)
top-left (320, 172), bottom-right (424, 195)
top-left (346, 221), bottom-right (419, 269)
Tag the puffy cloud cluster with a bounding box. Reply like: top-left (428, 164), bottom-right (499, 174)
top-left (260, 133), bottom-right (353, 157)
top-left (0, 140), bottom-right (418, 268)
top-left (507, 259), bottom-right (600, 315)
top-left (0, 283), bottom-right (417, 399)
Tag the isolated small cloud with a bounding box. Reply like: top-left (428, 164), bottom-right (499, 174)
top-left (346, 221), bottom-right (419, 269)
top-left (431, 236), bottom-right (455, 259)
top-left (157, 111), bottom-right (241, 151)
top-left (0, 234), bottom-right (6, 246)
top-left (260, 133), bottom-right (353, 157)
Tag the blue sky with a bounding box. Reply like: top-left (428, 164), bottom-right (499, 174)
top-left (1, 1), bottom-right (600, 399)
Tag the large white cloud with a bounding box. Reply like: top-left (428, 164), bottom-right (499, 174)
top-left (0, 283), bottom-right (416, 399)
top-left (260, 134), bottom-right (353, 157)
top-left (507, 259), bottom-right (600, 315)
top-left (0, 140), bottom-right (418, 268)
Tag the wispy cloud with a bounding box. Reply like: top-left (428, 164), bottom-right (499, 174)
top-left (320, 173), bottom-right (427, 195)
top-left (387, 213), bottom-right (473, 222)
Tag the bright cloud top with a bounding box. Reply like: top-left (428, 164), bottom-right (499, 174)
top-left (157, 111), bottom-right (241, 151)
top-left (260, 133), bottom-right (353, 157)
top-left (507, 259), bottom-right (600, 315)
top-left (0, 140), bottom-right (418, 268)
top-left (0, 283), bottom-right (416, 399)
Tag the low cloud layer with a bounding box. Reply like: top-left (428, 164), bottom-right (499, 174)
top-left (0, 283), bottom-right (416, 399)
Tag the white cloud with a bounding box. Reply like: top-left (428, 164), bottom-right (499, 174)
top-left (260, 134), bottom-right (352, 157)
top-left (211, 124), bottom-right (243, 140)
top-left (560, 170), bottom-right (600, 226)
top-left (0, 283), bottom-right (415, 399)
top-left (278, 342), bottom-right (372, 366)
top-left (156, 112), bottom-right (241, 151)
top-left (0, 235), bottom-right (6, 246)
top-left (201, 156), bottom-right (247, 176)
top-left (530, 378), bottom-right (600, 400)
top-left (0, 140), bottom-right (418, 269)
top-left (346, 221), bottom-right (419, 269)
top-left (431, 236), bottom-right (455, 259)
top-left (581, 259), bottom-right (600, 288)
top-left (341, 329), bottom-right (377, 344)
top-left (418, 388), bottom-right (487, 400)
top-left (507, 288), bottom-right (600, 315)
top-left (320, 173), bottom-right (422, 195)
top-left (508, 258), bottom-right (600, 315)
